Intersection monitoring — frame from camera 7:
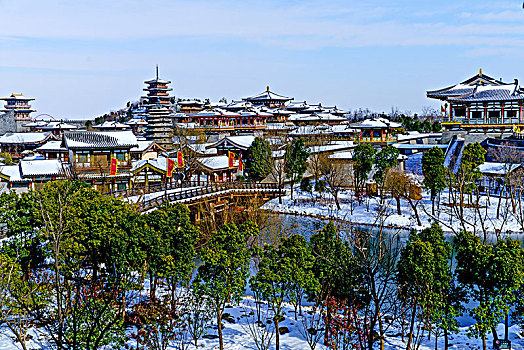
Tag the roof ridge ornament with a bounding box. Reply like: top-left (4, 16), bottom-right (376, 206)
top-left (479, 68), bottom-right (482, 76)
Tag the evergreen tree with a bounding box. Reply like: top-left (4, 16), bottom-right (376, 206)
top-left (455, 232), bottom-right (524, 350)
top-left (247, 137), bottom-right (274, 181)
top-left (353, 143), bottom-right (376, 197)
top-left (397, 223), bottom-right (452, 350)
top-left (373, 145), bottom-right (400, 187)
top-left (250, 234), bottom-right (316, 350)
top-left (422, 147), bottom-right (446, 215)
top-left (194, 222), bottom-right (257, 350)
top-left (284, 138), bottom-right (310, 200)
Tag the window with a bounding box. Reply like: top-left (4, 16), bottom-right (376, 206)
top-left (115, 152), bottom-right (126, 161)
top-left (77, 153), bottom-right (88, 163)
top-left (117, 183), bottom-right (126, 191)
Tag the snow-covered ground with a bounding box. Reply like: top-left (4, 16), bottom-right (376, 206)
top-left (3, 295), bottom-right (523, 349)
top-left (262, 187), bottom-right (524, 235)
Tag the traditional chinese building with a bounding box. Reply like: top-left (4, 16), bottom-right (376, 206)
top-left (427, 69), bottom-right (524, 132)
top-left (63, 130), bottom-right (138, 193)
top-left (0, 132), bottom-right (59, 159)
top-left (176, 107), bottom-right (269, 135)
top-left (350, 118), bottom-right (402, 145)
top-left (0, 93), bottom-right (36, 122)
top-left (243, 86), bottom-right (293, 108)
top-left (143, 67), bottom-right (174, 150)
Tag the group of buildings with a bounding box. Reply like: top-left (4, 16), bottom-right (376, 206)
top-left (1, 68), bottom-right (523, 195)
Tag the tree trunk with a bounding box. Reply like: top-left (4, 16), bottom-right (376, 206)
top-left (396, 196), bottom-right (402, 215)
top-left (505, 312), bottom-right (509, 340)
top-left (290, 182), bottom-right (294, 200)
top-left (406, 304), bottom-right (416, 350)
top-left (496, 189), bottom-right (503, 219)
top-left (378, 312), bottom-right (385, 350)
top-left (482, 336), bottom-right (486, 350)
top-left (444, 328), bottom-right (448, 350)
top-left (491, 325), bottom-right (498, 342)
top-left (275, 316), bottom-right (280, 350)
top-left (218, 311), bottom-right (224, 350)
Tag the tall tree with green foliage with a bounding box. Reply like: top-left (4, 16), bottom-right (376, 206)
top-left (453, 142), bottom-right (486, 218)
top-left (146, 203), bottom-right (199, 300)
top-left (284, 138), bottom-right (310, 200)
top-left (422, 147), bottom-right (446, 215)
top-left (33, 180), bottom-right (145, 350)
top-left (455, 231), bottom-right (524, 350)
top-left (373, 145), bottom-right (400, 188)
top-left (194, 222), bottom-right (257, 350)
top-left (247, 137), bottom-right (274, 181)
top-left (353, 143), bottom-right (376, 198)
top-left (250, 234), bottom-right (314, 350)
top-left (309, 222), bottom-right (366, 345)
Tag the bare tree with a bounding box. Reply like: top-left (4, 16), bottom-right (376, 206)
top-left (384, 166), bottom-right (423, 226)
top-left (320, 157), bottom-right (351, 210)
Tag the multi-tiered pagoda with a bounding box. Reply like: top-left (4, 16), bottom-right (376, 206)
top-left (0, 93), bottom-right (36, 121)
top-left (143, 67), bottom-right (174, 150)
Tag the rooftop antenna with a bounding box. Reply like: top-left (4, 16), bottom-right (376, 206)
top-left (156, 64), bottom-right (159, 80)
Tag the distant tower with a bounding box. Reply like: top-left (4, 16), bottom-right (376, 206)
top-left (0, 93), bottom-right (36, 122)
top-left (143, 66), bottom-right (174, 150)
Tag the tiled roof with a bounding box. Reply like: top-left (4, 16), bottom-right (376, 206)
top-left (449, 84), bottom-right (524, 102)
top-left (64, 131), bottom-right (138, 149)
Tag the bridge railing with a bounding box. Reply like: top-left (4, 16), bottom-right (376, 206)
top-left (136, 181), bottom-right (279, 212)
top-left (104, 180), bottom-right (206, 198)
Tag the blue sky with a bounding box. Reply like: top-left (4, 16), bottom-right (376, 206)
top-left (0, 0), bottom-right (523, 119)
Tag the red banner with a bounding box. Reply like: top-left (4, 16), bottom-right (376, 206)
top-left (238, 157), bottom-right (244, 172)
top-left (177, 151), bottom-right (184, 168)
top-left (228, 151), bottom-right (235, 168)
top-left (110, 157), bottom-right (118, 176)
top-left (167, 158), bottom-right (175, 177)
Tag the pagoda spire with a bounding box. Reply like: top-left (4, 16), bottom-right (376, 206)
top-left (156, 64), bottom-right (159, 80)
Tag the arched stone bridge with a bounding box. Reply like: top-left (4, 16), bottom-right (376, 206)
top-left (105, 181), bottom-right (280, 220)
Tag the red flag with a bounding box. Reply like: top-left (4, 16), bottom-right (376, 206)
top-left (109, 157), bottom-right (118, 176)
top-left (441, 106), bottom-right (446, 113)
top-left (228, 151), bottom-right (235, 168)
top-left (238, 157), bottom-right (244, 172)
top-left (177, 151), bottom-right (184, 168)
top-left (167, 158), bottom-right (175, 177)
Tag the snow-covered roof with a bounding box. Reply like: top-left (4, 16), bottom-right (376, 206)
top-left (286, 101), bottom-right (309, 110)
top-left (288, 113), bottom-right (347, 123)
top-left (132, 157), bottom-right (168, 173)
top-left (178, 100), bottom-right (204, 106)
top-left (243, 88), bottom-right (293, 102)
top-left (478, 162), bottom-right (522, 175)
top-left (40, 121), bottom-right (78, 130)
top-left (35, 140), bottom-right (67, 152)
top-left (134, 140), bottom-right (157, 152)
top-left (351, 118), bottom-right (402, 129)
top-left (198, 155), bottom-right (231, 170)
top-left (186, 143), bottom-right (218, 156)
top-left (309, 141), bottom-right (356, 154)
top-left (0, 132), bottom-right (53, 144)
top-left (331, 124), bottom-right (356, 133)
top-left (22, 153), bottom-right (45, 161)
top-left (125, 119), bottom-right (148, 126)
top-left (0, 93), bottom-right (34, 101)
top-left (64, 131), bottom-right (138, 149)
top-left (0, 165), bottom-right (22, 182)
top-left (19, 159), bottom-right (65, 177)
top-left (93, 121), bottom-right (131, 129)
top-left (23, 121), bottom-right (48, 128)
top-left (211, 136), bottom-right (256, 150)
top-left (289, 124), bottom-right (333, 136)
